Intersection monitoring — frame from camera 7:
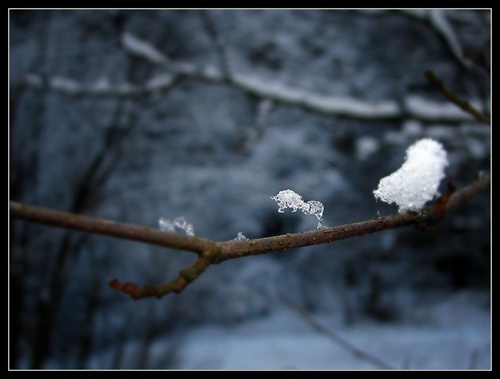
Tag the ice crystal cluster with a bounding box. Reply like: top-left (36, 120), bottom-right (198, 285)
top-left (271, 189), bottom-right (324, 228)
top-left (158, 217), bottom-right (195, 236)
top-left (233, 232), bottom-right (247, 241)
top-left (373, 138), bottom-right (448, 213)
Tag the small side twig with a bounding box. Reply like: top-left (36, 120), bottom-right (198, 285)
top-left (425, 70), bottom-right (490, 124)
top-left (462, 49), bottom-right (491, 74)
top-left (109, 255), bottom-right (211, 299)
top-left (400, 10), bottom-right (471, 70)
top-left (445, 171), bottom-right (490, 213)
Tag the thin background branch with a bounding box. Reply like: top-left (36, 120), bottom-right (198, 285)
top-left (280, 294), bottom-right (394, 369)
top-left (22, 32), bottom-right (483, 124)
top-left (425, 70), bottom-right (490, 124)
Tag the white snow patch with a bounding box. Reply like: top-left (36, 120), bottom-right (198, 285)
top-left (159, 217), bottom-right (195, 236)
top-left (233, 232), bottom-right (247, 241)
top-left (234, 73), bottom-right (400, 119)
top-left (176, 291), bottom-right (490, 369)
top-left (122, 32), bottom-right (168, 65)
top-left (373, 139), bottom-right (448, 213)
top-left (271, 189), bottom-right (324, 228)
top-left (355, 136), bottom-right (380, 160)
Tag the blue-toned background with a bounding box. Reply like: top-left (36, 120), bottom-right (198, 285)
top-left (10, 10), bottom-right (490, 369)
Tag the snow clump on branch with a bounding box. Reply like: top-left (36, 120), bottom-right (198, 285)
top-left (373, 138), bottom-right (449, 213)
top-left (159, 217), bottom-right (195, 236)
top-left (271, 189), bottom-right (325, 229)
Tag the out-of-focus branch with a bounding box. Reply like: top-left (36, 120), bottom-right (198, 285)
top-left (425, 70), bottom-right (490, 125)
top-left (120, 33), bottom-right (477, 123)
top-left (428, 10), bottom-right (471, 70)
top-left (280, 294), bottom-right (394, 369)
top-left (198, 11), bottom-right (232, 81)
top-left (400, 10), bottom-right (471, 70)
top-left (22, 33), bottom-right (483, 123)
top-left (462, 49), bottom-right (491, 74)
top-left (9, 171), bottom-right (489, 300)
top-left (23, 72), bottom-right (177, 97)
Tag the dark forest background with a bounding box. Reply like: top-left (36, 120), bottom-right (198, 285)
top-left (9, 9), bottom-right (490, 369)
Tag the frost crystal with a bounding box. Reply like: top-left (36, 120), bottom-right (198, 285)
top-left (271, 189), bottom-right (324, 228)
top-left (373, 138), bottom-right (448, 213)
top-left (233, 232), bottom-right (247, 241)
top-left (158, 217), bottom-right (195, 236)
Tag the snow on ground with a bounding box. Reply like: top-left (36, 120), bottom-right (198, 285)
top-left (176, 290), bottom-right (490, 370)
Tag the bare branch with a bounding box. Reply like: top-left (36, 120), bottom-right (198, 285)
top-left (109, 255), bottom-right (211, 299)
top-left (400, 10), bottom-right (471, 70)
top-left (120, 32), bottom-right (477, 123)
top-left (9, 171), bottom-right (489, 300)
top-left (425, 70), bottom-right (490, 125)
top-left (444, 171), bottom-right (490, 213)
top-left (214, 213), bottom-right (415, 262)
top-left (428, 10), bottom-right (471, 70)
top-left (463, 49), bottom-right (491, 73)
top-left (9, 201), bottom-right (212, 255)
top-left (24, 72), bottom-right (178, 97)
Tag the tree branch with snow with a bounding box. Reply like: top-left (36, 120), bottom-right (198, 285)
top-left (10, 161), bottom-right (490, 300)
top-left (11, 23), bottom-right (490, 301)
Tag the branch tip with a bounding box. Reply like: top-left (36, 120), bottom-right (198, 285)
top-left (108, 278), bottom-right (147, 300)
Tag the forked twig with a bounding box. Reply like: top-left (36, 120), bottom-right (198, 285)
top-left (10, 171), bottom-right (489, 300)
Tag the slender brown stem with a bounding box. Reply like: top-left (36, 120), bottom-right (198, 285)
top-left (9, 201), bottom-right (212, 255)
top-left (109, 255), bottom-right (211, 299)
top-left (445, 171), bottom-right (490, 213)
top-left (214, 213), bottom-right (415, 262)
top-left (425, 70), bottom-right (490, 125)
top-left (9, 171), bottom-right (490, 300)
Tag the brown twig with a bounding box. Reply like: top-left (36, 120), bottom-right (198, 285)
top-left (9, 201), bottom-right (213, 256)
top-left (444, 171), bottom-right (490, 213)
top-left (108, 255), bottom-right (211, 299)
top-left (462, 49), bottom-right (491, 74)
top-left (9, 171), bottom-right (490, 300)
top-left (425, 70), bottom-right (490, 125)
top-left (214, 213), bottom-right (415, 262)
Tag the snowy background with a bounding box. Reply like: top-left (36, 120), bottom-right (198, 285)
top-left (9, 10), bottom-right (490, 370)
